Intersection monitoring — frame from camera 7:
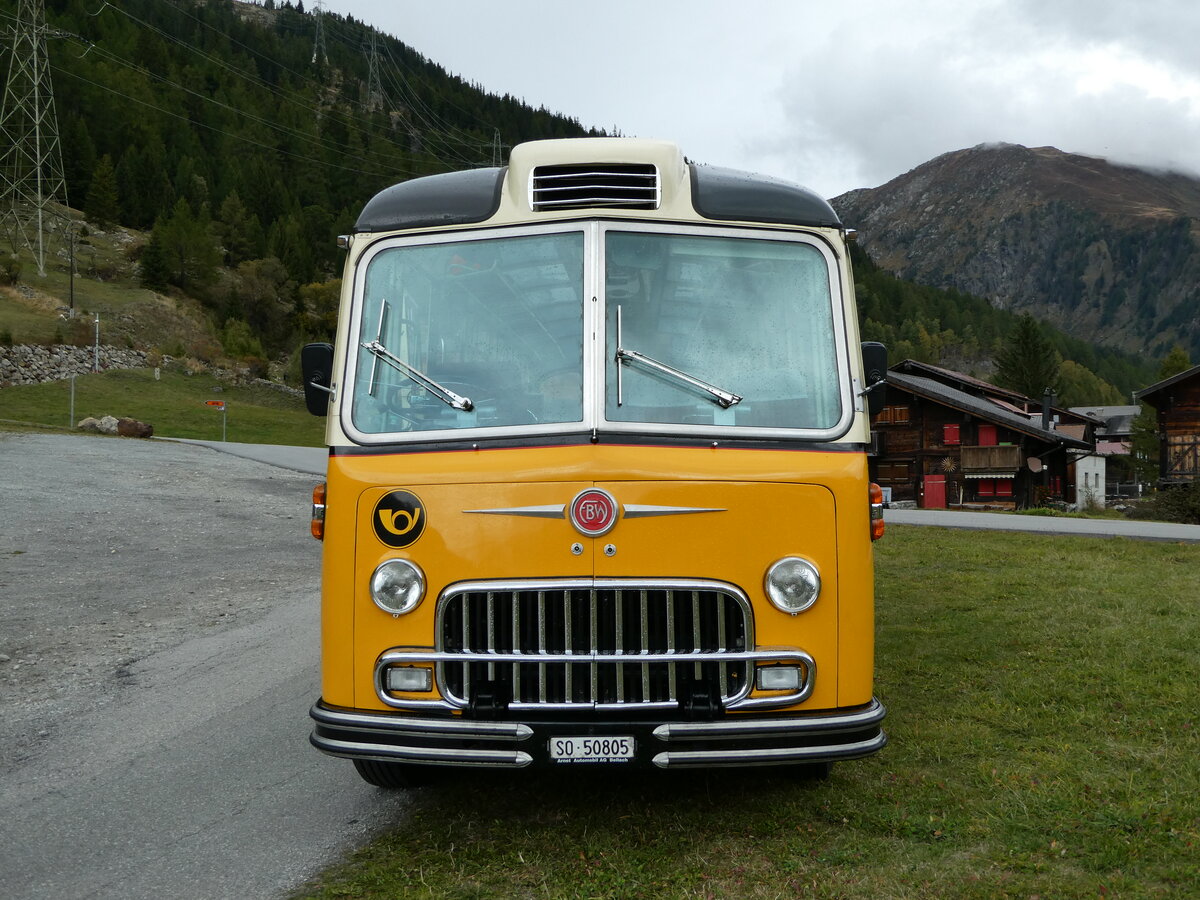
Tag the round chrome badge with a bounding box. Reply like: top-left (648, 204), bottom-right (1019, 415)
top-left (569, 488), bottom-right (620, 537)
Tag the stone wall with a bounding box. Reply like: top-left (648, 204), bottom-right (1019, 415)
top-left (0, 344), bottom-right (148, 386)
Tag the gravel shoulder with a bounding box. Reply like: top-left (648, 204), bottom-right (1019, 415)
top-left (0, 431), bottom-right (321, 770)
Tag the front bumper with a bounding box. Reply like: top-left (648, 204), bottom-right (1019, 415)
top-left (309, 698), bottom-right (886, 770)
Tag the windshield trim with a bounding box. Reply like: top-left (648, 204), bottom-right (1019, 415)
top-left (341, 223), bottom-right (596, 446)
top-left (339, 222), bottom-right (854, 446)
top-left (597, 222), bottom-right (854, 443)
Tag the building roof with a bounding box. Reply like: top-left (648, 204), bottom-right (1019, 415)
top-left (1070, 405), bottom-right (1140, 437)
top-left (892, 359), bottom-right (1100, 426)
top-left (891, 359), bottom-right (1029, 404)
top-left (1135, 364), bottom-right (1200, 405)
top-left (886, 371), bottom-right (1092, 449)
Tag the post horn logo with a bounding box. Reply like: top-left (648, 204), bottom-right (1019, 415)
top-left (373, 490), bottom-right (426, 548)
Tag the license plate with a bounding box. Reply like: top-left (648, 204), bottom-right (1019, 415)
top-left (549, 735), bottom-right (635, 763)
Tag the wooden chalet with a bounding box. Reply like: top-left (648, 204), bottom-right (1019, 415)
top-left (870, 361), bottom-right (1095, 509)
top-left (1134, 363), bottom-right (1200, 486)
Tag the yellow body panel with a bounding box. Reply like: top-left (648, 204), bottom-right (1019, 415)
top-left (319, 443), bottom-right (875, 713)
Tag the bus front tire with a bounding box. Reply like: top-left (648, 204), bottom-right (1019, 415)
top-left (352, 758), bottom-right (442, 789)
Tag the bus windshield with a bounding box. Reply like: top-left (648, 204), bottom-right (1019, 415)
top-left (350, 231), bottom-right (586, 436)
top-left (346, 226), bottom-right (844, 440)
top-left (605, 230), bottom-right (843, 430)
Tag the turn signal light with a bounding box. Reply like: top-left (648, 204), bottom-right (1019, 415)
top-left (869, 482), bottom-right (885, 541)
top-left (311, 482), bottom-right (326, 541)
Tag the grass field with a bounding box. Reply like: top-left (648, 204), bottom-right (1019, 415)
top-left (296, 526), bottom-right (1200, 899)
top-left (0, 366), bottom-right (324, 446)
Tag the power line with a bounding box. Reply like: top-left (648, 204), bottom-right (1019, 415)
top-left (66, 37), bottom-right (415, 179)
top-left (53, 63), bottom-right (414, 181)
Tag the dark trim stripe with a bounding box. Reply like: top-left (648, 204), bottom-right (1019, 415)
top-left (330, 434), bottom-right (867, 458)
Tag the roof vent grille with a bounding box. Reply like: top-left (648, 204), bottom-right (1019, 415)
top-left (530, 163), bottom-right (659, 211)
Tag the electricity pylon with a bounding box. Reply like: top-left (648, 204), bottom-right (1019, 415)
top-left (0, 0), bottom-right (69, 277)
top-left (311, 0), bottom-right (328, 66)
top-left (364, 31), bottom-right (383, 112)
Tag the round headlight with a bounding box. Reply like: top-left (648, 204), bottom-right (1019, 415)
top-left (764, 557), bottom-right (821, 615)
top-left (370, 558), bottom-right (425, 615)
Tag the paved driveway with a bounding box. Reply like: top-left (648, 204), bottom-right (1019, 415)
top-left (885, 507), bottom-right (1200, 542)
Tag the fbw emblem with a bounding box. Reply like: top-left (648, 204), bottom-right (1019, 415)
top-left (569, 488), bottom-right (619, 537)
top-left (373, 490), bottom-right (426, 548)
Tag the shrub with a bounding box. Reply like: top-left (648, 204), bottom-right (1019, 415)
top-left (1127, 482), bottom-right (1200, 524)
top-left (1, 257), bottom-right (21, 285)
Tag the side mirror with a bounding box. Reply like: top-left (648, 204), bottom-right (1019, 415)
top-left (860, 342), bottom-right (888, 417)
top-left (301, 342), bottom-right (335, 417)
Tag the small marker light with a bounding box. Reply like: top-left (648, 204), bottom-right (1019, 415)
top-left (869, 482), bottom-right (885, 541)
top-left (311, 482), bottom-right (326, 541)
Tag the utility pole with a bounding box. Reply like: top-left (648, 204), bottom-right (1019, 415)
top-left (311, 0), bottom-right (328, 66)
top-left (0, 0), bottom-right (69, 277)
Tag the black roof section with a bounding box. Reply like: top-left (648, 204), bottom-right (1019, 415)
top-left (1134, 363), bottom-right (1200, 404)
top-left (689, 165), bottom-right (842, 228)
top-left (353, 161), bottom-right (843, 233)
top-left (355, 166), bottom-right (506, 233)
top-left (887, 371), bottom-right (1092, 449)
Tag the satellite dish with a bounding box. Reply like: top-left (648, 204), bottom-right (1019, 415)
top-left (1026, 456), bottom-right (1043, 473)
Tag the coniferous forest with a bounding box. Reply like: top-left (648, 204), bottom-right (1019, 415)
top-left (26, 0), bottom-right (598, 357)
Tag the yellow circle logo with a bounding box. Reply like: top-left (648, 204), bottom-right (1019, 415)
top-left (373, 490), bottom-right (426, 548)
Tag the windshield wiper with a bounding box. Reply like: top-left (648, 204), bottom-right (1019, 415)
top-left (615, 346), bottom-right (742, 409)
top-left (613, 306), bottom-right (741, 409)
top-left (361, 340), bottom-right (474, 411)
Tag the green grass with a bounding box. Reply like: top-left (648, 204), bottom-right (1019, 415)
top-left (0, 366), bottom-right (324, 446)
top-left (296, 526), bottom-right (1200, 899)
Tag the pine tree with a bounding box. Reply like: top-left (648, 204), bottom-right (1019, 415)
top-left (139, 223), bottom-right (171, 291)
top-left (85, 156), bottom-right (120, 229)
top-left (1158, 345), bottom-right (1192, 380)
top-left (995, 313), bottom-right (1062, 399)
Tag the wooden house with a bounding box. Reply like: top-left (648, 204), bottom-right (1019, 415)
top-left (871, 361), bottom-right (1094, 509)
top-left (1134, 364), bottom-right (1200, 486)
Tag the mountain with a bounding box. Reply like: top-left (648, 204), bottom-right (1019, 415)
top-left (832, 143), bottom-right (1200, 361)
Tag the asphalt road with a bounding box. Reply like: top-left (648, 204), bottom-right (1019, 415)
top-left (0, 433), bottom-right (407, 900)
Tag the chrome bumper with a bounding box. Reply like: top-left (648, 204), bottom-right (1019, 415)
top-left (309, 698), bottom-right (886, 770)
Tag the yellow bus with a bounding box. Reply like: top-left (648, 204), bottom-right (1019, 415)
top-left (302, 138), bottom-right (888, 786)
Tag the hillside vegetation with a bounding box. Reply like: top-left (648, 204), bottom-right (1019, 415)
top-left (852, 246), bottom-right (1152, 402)
top-left (3, 0), bottom-right (597, 366)
top-left (835, 143), bottom-right (1200, 370)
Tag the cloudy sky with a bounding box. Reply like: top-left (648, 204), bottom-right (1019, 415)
top-left (328, 0), bottom-right (1200, 199)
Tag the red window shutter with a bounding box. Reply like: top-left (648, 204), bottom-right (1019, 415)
top-left (943, 423), bottom-right (961, 445)
top-left (978, 424), bottom-right (997, 446)
top-left (977, 479), bottom-right (994, 497)
top-left (996, 480), bottom-right (1013, 497)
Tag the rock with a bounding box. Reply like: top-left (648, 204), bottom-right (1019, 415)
top-left (77, 416), bottom-right (102, 433)
top-left (117, 417), bottom-right (154, 438)
top-left (97, 415), bottom-right (119, 435)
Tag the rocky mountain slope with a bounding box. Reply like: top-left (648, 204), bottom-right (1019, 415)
top-left (832, 144), bottom-right (1200, 360)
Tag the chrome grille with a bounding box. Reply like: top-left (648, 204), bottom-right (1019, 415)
top-left (437, 579), bottom-right (750, 710)
top-left (530, 164), bottom-right (659, 211)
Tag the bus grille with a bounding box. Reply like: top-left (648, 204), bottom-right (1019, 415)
top-left (530, 164), bottom-right (659, 211)
top-left (437, 580), bottom-right (751, 710)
